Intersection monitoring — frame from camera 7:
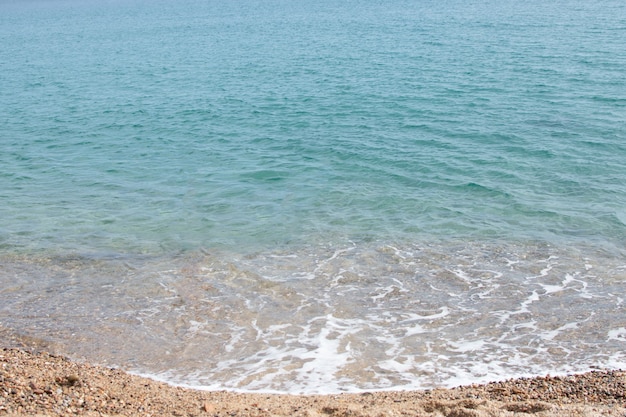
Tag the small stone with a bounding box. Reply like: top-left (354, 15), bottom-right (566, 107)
top-left (203, 401), bottom-right (215, 413)
top-left (67, 375), bottom-right (80, 385)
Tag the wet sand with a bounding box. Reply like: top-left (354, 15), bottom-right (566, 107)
top-left (1, 347), bottom-right (624, 417)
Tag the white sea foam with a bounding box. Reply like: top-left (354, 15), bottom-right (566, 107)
top-left (608, 328), bottom-right (626, 341)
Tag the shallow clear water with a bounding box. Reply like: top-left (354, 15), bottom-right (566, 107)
top-left (1, 0), bottom-right (625, 393)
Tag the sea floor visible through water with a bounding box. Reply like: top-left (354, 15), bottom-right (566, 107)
top-left (1, 239), bottom-right (625, 394)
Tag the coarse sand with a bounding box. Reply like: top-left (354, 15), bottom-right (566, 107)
top-left (1, 348), bottom-right (625, 417)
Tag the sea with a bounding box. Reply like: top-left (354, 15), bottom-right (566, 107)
top-left (1, 0), bottom-right (625, 394)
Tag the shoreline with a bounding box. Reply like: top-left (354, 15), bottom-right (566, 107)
top-left (1, 348), bottom-right (624, 417)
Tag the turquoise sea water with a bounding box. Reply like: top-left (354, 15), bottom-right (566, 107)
top-left (1, 0), bottom-right (626, 393)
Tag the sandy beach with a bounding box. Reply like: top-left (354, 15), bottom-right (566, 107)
top-left (1, 346), bottom-right (624, 417)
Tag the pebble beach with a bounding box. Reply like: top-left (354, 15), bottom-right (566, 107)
top-left (1, 348), bottom-right (624, 417)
